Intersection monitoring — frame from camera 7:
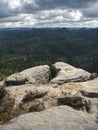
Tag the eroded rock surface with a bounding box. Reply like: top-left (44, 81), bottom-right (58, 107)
top-left (0, 62), bottom-right (98, 130)
top-left (50, 62), bottom-right (91, 84)
top-left (5, 65), bottom-right (50, 85)
top-left (0, 106), bottom-right (98, 130)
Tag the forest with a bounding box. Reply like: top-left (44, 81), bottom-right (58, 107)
top-left (0, 27), bottom-right (98, 80)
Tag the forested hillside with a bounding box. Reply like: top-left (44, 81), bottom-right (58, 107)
top-left (0, 28), bottom-right (98, 80)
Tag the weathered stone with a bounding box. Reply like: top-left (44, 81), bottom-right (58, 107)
top-left (5, 73), bottom-right (27, 86)
top-left (0, 106), bottom-right (98, 130)
top-left (1, 63), bottom-right (98, 130)
top-left (80, 77), bottom-right (98, 91)
top-left (5, 84), bottom-right (49, 104)
top-left (90, 73), bottom-right (97, 80)
top-left (80, 90), bottom-right (98, 98)
top-left (22, 88), bottom-right (48, 103)
top-left (57, 96), bottom-right (92, 112)
top-left (5, 84), bottom-right (62, 108)
top-left (5, 65), bottom-right (50, 85)
top-left (50, 62), bottom-right (91, 84)
top-left (57, 96), bottom-right (84, 109)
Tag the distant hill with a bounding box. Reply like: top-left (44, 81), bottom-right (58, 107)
top-left (0, 28), bottom-right (98, 80)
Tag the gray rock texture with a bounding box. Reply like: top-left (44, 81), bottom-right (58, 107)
top-left (50, 62), bottom-right (91, 84)
top-left (5, 65), bottom-right (50, 85)
top-left (0, 106), bottom-right (98, 130)
top-left (0, 62), bottom-right (98, 130)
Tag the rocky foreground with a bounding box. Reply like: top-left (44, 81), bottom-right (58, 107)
top-left (0, 62), bottom-right (98, 130)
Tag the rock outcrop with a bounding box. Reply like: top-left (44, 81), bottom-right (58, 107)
top-left (5, 84), bottom-right (62, 108)
top-left (4, 62), bottom-right (92, 86)
top-left (0, 106), bottom-right (98, 130)
top-left (0, 62), bottom-right (98, 130)
top-left (5, 65), bottom-right (50, 85)
top-left (50, 62), bottom-right (91, 84)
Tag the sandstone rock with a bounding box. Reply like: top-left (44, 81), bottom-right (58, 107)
top-left (5, 65), bottom-right (50, 85)
top-left (5, 73), bottom-right (27, 86)
top-left (22, 87), bottom-right (48, 103)
top-left (4, 62), bottom-right (92, 86)
top-left (57, 96), bottom-right (83, 106)
top-left (5, 84), bottom-right (49, 104)
top-left (80, 90), bottom-right (98, 98)
top-left (5, 77), bottom-right (98, 112)
top-left (60, 82), bottom-right (83, 95)
top-left (6, 84), bottom-right (62, 108)
top-left (90, 73), bottom-right (97, 80)
top-left (79, 78), bottom-right (98, 113)
top-left (0, 106), bottom-right (98, 130)
top-left (80, 77), bottom-right (98, 91)
top-left (57, 96), bottom-right (92, 112)
top-left (50, 62), bottom-right (91, 84)
top-left (1, 63), bottom-right (98, 130)
top-left (0, 80), bottom-right (5, 88)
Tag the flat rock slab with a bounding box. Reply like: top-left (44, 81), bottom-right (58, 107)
top-left (0, 106), bottom-right (98, 130)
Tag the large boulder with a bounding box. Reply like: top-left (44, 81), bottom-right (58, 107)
top-left (0, 106), bottom-right (98, 130)
top-left (0, 71), bottom-right (98, 129)
top-left (4, 62), bottom-right (92, 86)
top-left (5, 65), bottom-right (50, 85)
top-left (50, 62), bottom-right (91, 84)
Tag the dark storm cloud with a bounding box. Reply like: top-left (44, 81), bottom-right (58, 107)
top-left (0, 0), bottom-right (98, 27)
top-left (0, 1), bottom-right (10, 18)
top-left (81, 2), bottom-right (98, 18)
top-left (35, 0), bottom-right (97, 9)
top-left (0, 0), bottom-right (98, 17)
top-left (20, 0), bottom-right (39, 13)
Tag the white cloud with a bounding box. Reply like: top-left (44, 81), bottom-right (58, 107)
top-left (0, 0), bottom-right (98, 28)
top-left (0, 14), bottom-right (36, 28)
top-left (69, 10), bottom-right (83, 21)
top-left (9, 0), bottom-right (21, 9)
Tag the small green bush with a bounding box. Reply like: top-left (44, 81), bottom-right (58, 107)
top-left (0, 88), bottom-right (6, 100)
top-left (29, 105), bottom-right (40, 112)
top-left (11, 103), bottom-right (27, 118)
top-left (29, 104), bottom-right (44, 112)
top-left (0, 94), bottom-right (15, 124)
top-left (0, 94), bottom-right (27, 124)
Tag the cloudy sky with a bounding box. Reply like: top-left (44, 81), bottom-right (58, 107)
top-left (0, 0), bottom-right (98, 28)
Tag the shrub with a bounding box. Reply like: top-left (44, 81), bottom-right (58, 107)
top-left (11, 103), bottom-right (27, 118)
top-left (0, 94), bottom-right (15, 124)
top-left (29, 103), bottom-right (45, 112)
top-left (0, 94), bottom-right (27, 124)
top-left (0, 87), bottom-right (6, 100)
